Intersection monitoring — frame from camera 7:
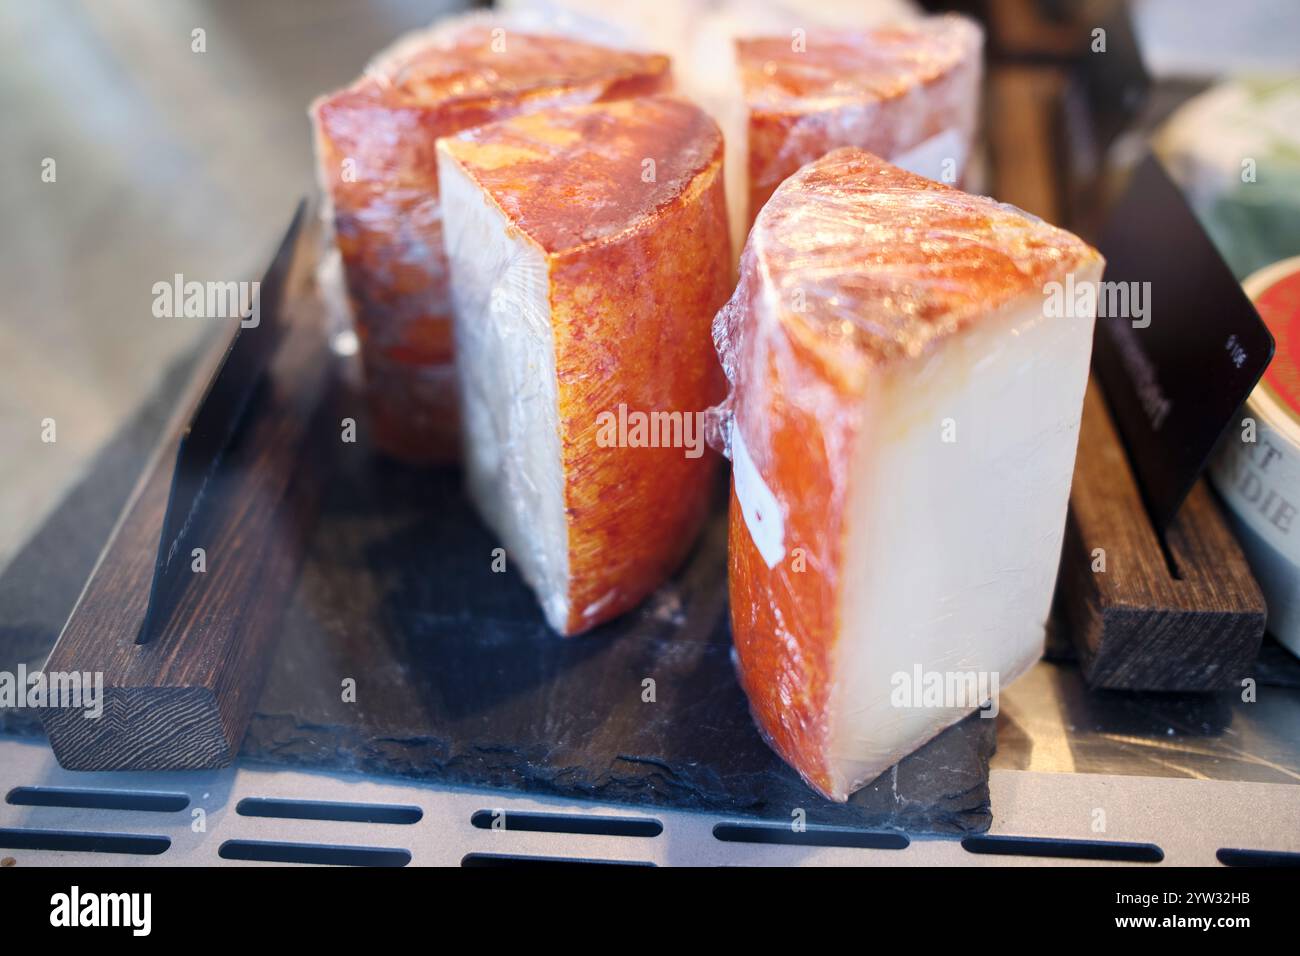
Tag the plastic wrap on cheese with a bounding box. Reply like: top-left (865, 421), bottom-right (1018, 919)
top-left (503, 0), bottom-right (923, 256)
top-left (438, 96), bottom-right (731, 636)
top-left (310, 14), bottom-right (670, 463)
top-left (712, 148), bottom-right (1103, 800)
top-left (737, 14), bottom-right (983, 229)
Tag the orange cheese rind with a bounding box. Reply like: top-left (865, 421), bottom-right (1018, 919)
top-left (310, 14), bottom-right (671, 462)
top-left (438, 97), bottom-right (721, 255)
top-left (439, 96), bottom-right (731, 635)
top-left (717, 147), bottom-right (1103, 400)
top-left (737, 14), bottom-right (983, 227)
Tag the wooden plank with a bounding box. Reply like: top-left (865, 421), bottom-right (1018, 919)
top-left (1057, 380), bottom-right (1266, 690)
top-left (39, 220), bottom-right (336, 769)
top-left (987, 66), bottom-right (1066, 221)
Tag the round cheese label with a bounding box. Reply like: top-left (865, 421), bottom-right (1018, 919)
top-left (1254, 256), bottom-right (1300, 429)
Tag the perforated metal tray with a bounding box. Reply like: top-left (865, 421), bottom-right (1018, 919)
top-left (4, 661), bottom-right (1298, 867)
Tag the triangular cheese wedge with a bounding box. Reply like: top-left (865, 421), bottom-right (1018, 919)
top-left (717, 148), bottom-right (1103, 800)
top-left (438, 96), bottom-right (730, 635)
top-left (312, 18), bottom-right (669, 462)
top-left (737, 14), bottom-right (982, 229)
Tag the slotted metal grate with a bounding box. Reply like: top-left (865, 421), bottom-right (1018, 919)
top-left (2, 735), bottom-right (1298, 866)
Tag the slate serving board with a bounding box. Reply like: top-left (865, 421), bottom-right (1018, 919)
top-left (243, 403), bottom-right (996, 833)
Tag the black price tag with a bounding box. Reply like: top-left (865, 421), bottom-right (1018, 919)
top-left (1093, 153), bottom-right (1274, 533)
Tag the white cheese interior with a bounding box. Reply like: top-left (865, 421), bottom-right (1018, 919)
top-left (438, 151), bottom-right (571, 632)
top-left (890, 126), bottom-right (969, 184)
top-left (828, 267), bottom-right (1101, 798)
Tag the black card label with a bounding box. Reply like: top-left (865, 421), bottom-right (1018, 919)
top-left (1093, 153), bottom-right (1274, 533)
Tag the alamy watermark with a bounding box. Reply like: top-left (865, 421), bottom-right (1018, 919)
top-left (0, 665), bottom-right (103, 719)
top-left (50, 886), bottom-right (151, 936)
top-left (890, 665), bottom-right (1000, 718)
top-left (1044, 274), bottom-right (1151, 329)
top-left (594, 404), bottom-right (706, 459)
top-left (152, 274), bottom-right (260, 328)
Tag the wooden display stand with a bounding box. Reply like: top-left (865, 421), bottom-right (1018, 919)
top-left (39, 213), bottom-right (336, 769)
top-left (1056, 381), bottom-right (1266, 690)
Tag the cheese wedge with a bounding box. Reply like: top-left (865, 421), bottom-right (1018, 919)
top-left (716, 149), bottom-right (1102, 800)
top-left (438, 96), bottom-right (731, 635)
top-left (737, 14), bottom-right (982, 228)
top-left (312, 18), bottom-right (670, 463)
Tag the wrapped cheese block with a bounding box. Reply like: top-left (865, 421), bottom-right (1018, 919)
top-left (503, 0), bottom-right (922, 253)
top-left (738, 14), bottom-right (982, 228)
top-left (714, 149), bottom-right (1102, 801)
top-left (311, 18), bottom-right (670, 463)
top-left (438, 96), bottom-right (731, 635)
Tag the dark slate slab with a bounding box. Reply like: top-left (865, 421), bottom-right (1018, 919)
top-left (242, 425), bottom-right (996, 834)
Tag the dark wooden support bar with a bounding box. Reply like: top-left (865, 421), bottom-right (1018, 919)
top-left (40, 220), bottom-right (336, 769)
